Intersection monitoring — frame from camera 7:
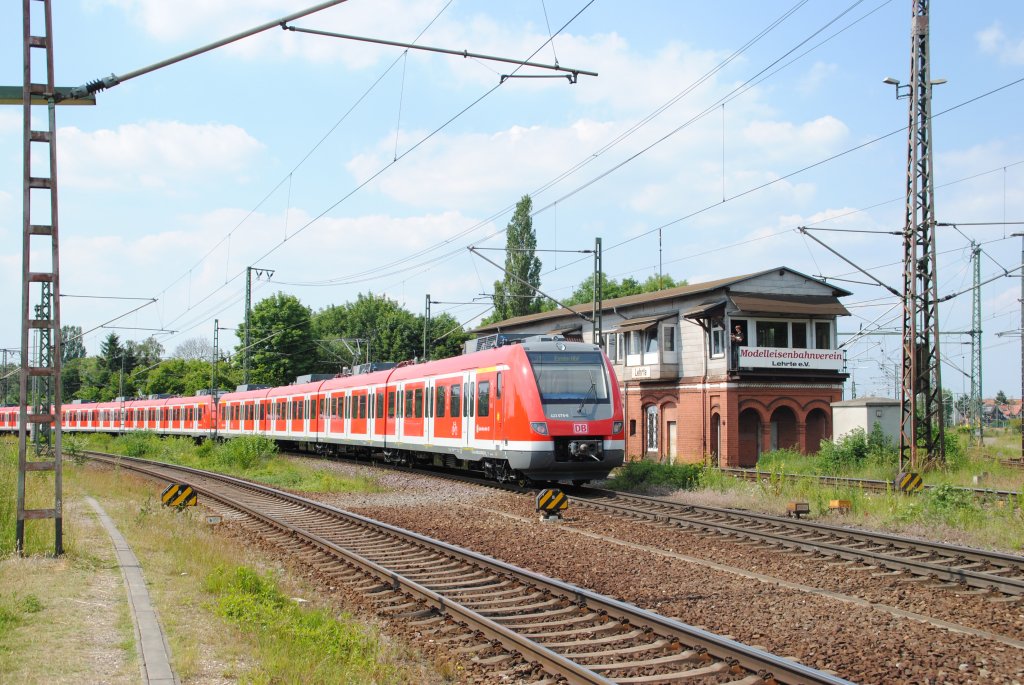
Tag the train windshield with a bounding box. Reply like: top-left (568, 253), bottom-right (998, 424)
top-left (526, 351), bottom-right (610, 410)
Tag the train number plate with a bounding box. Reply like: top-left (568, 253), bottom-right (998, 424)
top-left (572, 423), bottom-right (589, 434)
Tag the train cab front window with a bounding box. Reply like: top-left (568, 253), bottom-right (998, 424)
top-left (526, 351), bottom-right (610, 418)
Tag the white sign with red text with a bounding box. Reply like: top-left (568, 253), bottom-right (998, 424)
top-left (738, 346), bottom-right (845, 371)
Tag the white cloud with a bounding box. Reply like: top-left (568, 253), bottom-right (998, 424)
top-left (976, 23), bottom-right (1024, 65)
top-left (0, 110), bottom-right (18, 135)
top-left (93, 0), bottom-right (454, 68)
top-left (744, 115), bottom-right (848, 148)
top-left (57, 121), bottom-right (264, 191)
top-left (347, 119), bottom-right (623, 211)
top-left (798, 61), bottom-right (838, 94)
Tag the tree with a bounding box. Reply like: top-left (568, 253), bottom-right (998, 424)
top-left (145, 358), bottom-right (218, 397)
top-left (99, 333), bottom-right (123, 373)
top-left (548, 271), bottom-right (686, 310)
top-left (490, 195), bottom-right (541, 322)
top-left (336, 293), bottom-right (419, 365)
top-left (239, 292), bottom-right (315, 386)
top-left (61, 325), bottom-right (86, 364)
top-left (172, 337), bottom-right (213, 361)
top-left (996, 389), bottom-right (1008, 405)
top-left (423, 311), bottom-right (469, 360)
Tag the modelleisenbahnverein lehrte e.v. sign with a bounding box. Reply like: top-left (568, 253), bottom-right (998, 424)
top-left (738, 347), bottom-right (845, 371)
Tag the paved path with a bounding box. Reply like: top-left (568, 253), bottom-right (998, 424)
top-left (87, 496), bottom-right (178, 685)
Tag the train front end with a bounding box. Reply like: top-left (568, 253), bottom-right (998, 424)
top-left (509, 339), bottom-right (625, 483)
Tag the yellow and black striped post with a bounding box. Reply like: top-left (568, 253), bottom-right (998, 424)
top-left (161, 483), bottom-right (198, 508)
top-left (536, 488), bottom-right (568, 521)
top-left (896, 472), bottom-right (924, 494)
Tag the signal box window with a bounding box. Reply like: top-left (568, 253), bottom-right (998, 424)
top-left (815, 321), bottom-right (832, 349)
top-left (757, 321), bottom-right (788, 348)
top-left (792, 322), bottom-right (807, 348)
top-left (436, 386), bottom-right (446, 418)
top-left (710, 322), bottom-right (725, 358)
top-left (477, 381), bottom-right (490, 417)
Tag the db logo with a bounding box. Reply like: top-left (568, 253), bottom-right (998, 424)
top-left (572, 423), bottom-right (588, 434)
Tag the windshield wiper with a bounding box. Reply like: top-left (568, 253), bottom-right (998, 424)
top-left (577, 373), bottom-right (597, 414)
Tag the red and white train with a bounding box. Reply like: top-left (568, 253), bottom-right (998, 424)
top-left (0, 336), bottom-right (625, 483)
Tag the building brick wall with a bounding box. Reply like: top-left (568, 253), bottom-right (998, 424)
top-left (623, 379), bottom-right (843, 466)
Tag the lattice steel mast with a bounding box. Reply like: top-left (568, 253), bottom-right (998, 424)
top-left (17, 0), bottom-right (64, 555)
top-left (899, 0), bottom-right (944, 469)
top-left (969, 242), bottom-right (982, 444)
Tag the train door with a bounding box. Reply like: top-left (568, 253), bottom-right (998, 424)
top-left (404, 382), bottom-right (424, 443)
top-left (373, 388), bottom-right (386, 447)
top-left (331, 393), bottom-right (344, 436)
top-left (311, 394), bottom-right (324, 436)
top-left (272, 399), bottom-right (284, 434)
top-left (384, 386), bottom-right (396, 445)
top-left (438, 378), bottom-right (461, 443)
top-left (423, 380), bottom-right (432, 445)
top-left (287, 396), bottom-right (298, 435)
top-left (474, 370), bottom-right (497, 452)
top-left (453, 374), bottom-right (471, 449)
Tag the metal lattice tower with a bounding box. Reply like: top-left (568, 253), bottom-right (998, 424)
top-left (899, 0), bottom-right (944, 470)
top-left (17, 0), bottom-right (64, 555)
top-left (969, 242), bottom-right (983, 444)
top-left (592, 237), bottom-right (603, 346)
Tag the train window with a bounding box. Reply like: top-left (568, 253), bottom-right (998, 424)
top-left (376, 393), bottom-right (384, 418)
top-left (436, 386), bottom-right (446, 418)
top-left (404, 390), bottom-right (413, 418)
top-left (414, 389), bottom-right (423, 418)
top-left (469, 382), bottom-right (475, 417)
top-left (305, 399), bottom-right (311, 419)
top-left (477, 381), bottom-right (490, 417)
top-left (387, 391), bottom-right (395, 418)
top-left (426, 388), bottom-right (433, 418)
top-left (462, 383), bottom-right (468, 417)
top-left (496, 372), bottom-right (502, 399)
top-left (359, 395), bottom-right (367, 419)
top-left (450, 384), bottom-right (459, 417)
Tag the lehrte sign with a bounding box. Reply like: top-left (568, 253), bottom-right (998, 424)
top-left (738, 346), bottom-right (844, 371)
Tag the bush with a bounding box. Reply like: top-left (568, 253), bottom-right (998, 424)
top-left (606, 461), bottom-right (702, 492)
top-left (211, 436), bottom-right (278, 470)
top-left (818, 428), bottom-right (869, 473)
top-left (112, 431), bottom-right (164, 458)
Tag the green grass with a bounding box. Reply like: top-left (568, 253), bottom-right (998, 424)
top-left (78, 433), bottom-right (385, 494)
top-left (204, 565), bottom-right (407, 685)
top-left (605, 461), bottom-right (703, 492)
top-left (0, 438), bottom-right (60, 557)
top-left (0, 592), bottom-right (43, 637)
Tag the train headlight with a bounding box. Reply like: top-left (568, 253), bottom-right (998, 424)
top-left (530, 421), bottom-right (548, 435)
top-left (612, 421), bottom-right (623, 435)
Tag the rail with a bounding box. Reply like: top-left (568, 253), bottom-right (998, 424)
top-left (86, 450), bottom-right (851, 685)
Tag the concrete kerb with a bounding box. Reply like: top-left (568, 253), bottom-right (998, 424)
top-left (86, 496), bottom-right (179, 685)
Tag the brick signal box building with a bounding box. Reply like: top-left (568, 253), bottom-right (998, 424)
top-left (472, 267), bottom-right (850, 467)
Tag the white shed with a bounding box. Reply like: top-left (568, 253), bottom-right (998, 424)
top-left (831, 396), bottom-right (900, 443)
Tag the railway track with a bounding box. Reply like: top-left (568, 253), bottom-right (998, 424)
top-left (86, 451), bottom-right (850, 685)
top-left (281, 452), bottom-right (1024, 598)
top-left (568, 487), bottom-right (1024, 598)
top-left (719, 467), bottom-right (1021, 500)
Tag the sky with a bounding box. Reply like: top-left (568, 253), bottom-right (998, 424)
top-left (0, 0), bottom-right (1022, 401)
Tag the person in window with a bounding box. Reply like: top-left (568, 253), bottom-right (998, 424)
top-left (730, 324), bottom-right (745, 369)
